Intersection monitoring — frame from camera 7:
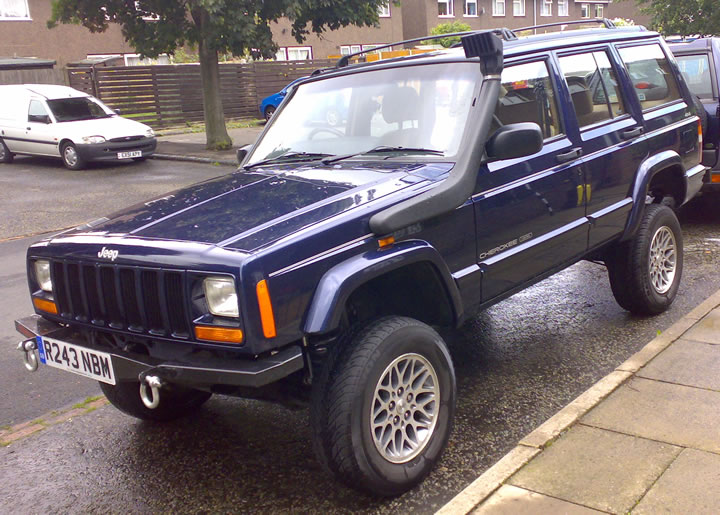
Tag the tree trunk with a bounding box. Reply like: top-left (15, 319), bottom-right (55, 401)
top-left (198, 35), bottom-right (232, 150)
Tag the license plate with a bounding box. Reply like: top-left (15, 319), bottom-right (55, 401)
top-left (36, 336), bottom-right (116, 385)
top-left (117, 150), bottom-right (142, 159)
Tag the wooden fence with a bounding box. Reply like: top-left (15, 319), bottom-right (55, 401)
top-left (67, 59), bottom-right (335, 129)
top-left (0, 68), bottom-right (68, 86)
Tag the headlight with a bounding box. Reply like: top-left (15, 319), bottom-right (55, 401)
top-left (203, 277), bottom-right (239, 318)
top-left (146, 128), bottom-right (155, 138)
top-left (35, 260), bottom-right (52, 292)
top-left (81, 135), bottom-right (106, 144)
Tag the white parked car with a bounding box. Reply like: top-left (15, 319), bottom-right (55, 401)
top-left (0, 84), bottom-right (156, 169)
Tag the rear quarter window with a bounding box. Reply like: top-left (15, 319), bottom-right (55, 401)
top-left (618, 44), bottom-right (682, 110)
top-left (676, 54), bottom-right (714, 99)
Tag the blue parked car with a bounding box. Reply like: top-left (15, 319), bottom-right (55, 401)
top-left (259, 77), bottom-right (306, 121)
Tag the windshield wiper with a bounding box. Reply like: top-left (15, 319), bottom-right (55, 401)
top-left (321, 146), bottom-right (444, 164)
top-left (243, 151), bottom-right (333, 169)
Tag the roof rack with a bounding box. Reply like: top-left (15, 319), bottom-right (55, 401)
top-left (515, 17), bottom-right (618, 33)
top-left (336, 28), bottom-right (517, 68)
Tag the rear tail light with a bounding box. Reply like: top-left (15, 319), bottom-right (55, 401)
top-left (698, 118), bottom-right (703, 163)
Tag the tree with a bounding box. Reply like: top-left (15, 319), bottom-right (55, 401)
top-left (48, 0), bottom-right (388, 149)
top-left (631, 0), bottom-right (720, 36)
top-left (424, 21), bottom-right (472, 48)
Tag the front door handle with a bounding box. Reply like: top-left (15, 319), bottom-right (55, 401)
top-left (556, 147), bottom-right (582, 163)
top-left (26, 127), bottom-right (31, 131)
top-left (622, 127), bottom-right (644, 139)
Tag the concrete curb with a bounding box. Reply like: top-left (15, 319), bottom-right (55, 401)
top-left (151, 153), bottom-right (237, 167)
top-left (437, 287), bottom-right (720, 514)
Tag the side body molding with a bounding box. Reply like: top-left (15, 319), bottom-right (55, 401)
top-left (303, 240), bottom-right (464, 335)
top-left (621, 150), bottom-right (684, 242)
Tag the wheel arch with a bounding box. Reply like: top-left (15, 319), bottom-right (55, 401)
top-left (303, 240), bottom-right (463, 335)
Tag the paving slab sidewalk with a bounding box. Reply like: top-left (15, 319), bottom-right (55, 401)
top-left (439, 289), bottom-right (720, 515)
top-left (153, 125), bottom-right (264, 166)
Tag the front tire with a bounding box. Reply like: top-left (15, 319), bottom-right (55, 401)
top-left (311, 316), bottom-right (456, 496)
top-left (606, 203), bottom-right (683, 315)
top-left (100, 381), bottom-right (211, 422)
top-left (0, 139), bottom-right (13, 164)
top-left (61, 142), bottom-right (86, 170)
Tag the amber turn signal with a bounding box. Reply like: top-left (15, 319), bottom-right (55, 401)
top-left (194, 325), bottom-right (244, 344)
top-left (256, 279), bottom-right (277, 338)
top-left (378, 236), bottom-right (395, 248)
top-left (33, 297), bottom-right (58, 315)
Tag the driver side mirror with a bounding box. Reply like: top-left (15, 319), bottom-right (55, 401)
top-left (29, 114), bottom-right (51, 124)
top-left (236, 144), bottom-right (253, 164)
top-left (485, 122), bottom-right (543, 162)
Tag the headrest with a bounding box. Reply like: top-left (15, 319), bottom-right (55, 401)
top-left (566, 76), bottom-right (593, 117)
top-left (382, 86), bottom-right (420, 124)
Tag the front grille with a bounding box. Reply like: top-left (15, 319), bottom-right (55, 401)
top-left (51, 261), bottom-right (190, 338)
top-left (109, 135), bottom-right (144, 143)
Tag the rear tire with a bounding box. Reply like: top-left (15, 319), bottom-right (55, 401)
top-left (264, 105), bottom-right (276, 122)
top-left (61, 142), bottom-right (86, 170)
top-left (100, 381), bottom-right (211, 422)
top-left (0, 139), bottom-right (13, 164)
top-left (606, 204), bottom-right (683, 315)
top-left (310, 316), bottom-right (456, 496)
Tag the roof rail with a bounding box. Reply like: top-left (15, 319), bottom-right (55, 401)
top-left (336, 28), bottom-right (517, 68)
top-left (516, 17), bottom-right (619, 33)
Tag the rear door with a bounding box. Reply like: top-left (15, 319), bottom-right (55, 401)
top-left (556, 46), bottom-right (648, 249)
top-left (473, 57), bottom-right (588, 301)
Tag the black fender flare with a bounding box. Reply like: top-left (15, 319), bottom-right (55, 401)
top-left (621, 150), bottom-right (685, 242)
top-left (303, 240), bottom-right (463, 335)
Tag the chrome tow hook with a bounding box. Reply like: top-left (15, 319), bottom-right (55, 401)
top-left (17, 338), bottom-right (39, 372)
top-left (139, 375), bottom-right (164, 409)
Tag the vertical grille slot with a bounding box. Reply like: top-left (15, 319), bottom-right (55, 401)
top-left (67, 264), bottom-right (88, 322)
top-left (165, 272), bottom-right (189, 337)
top-left (83, 265), bottom-right (103, 324)
top-left (142, 270), bottom-right (165, 335)
top-left (52, 261), bottom-right (70, 317)
top-left (101, 266), bottom-right (123, 329)
top-left (120, 269), bottom-right (143, 331)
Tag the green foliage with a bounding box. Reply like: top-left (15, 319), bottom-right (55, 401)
top-left (632, 0), bottom-right (720, 36)
top-left (611, 17), bottom-right (635, 27)
top-left (425, 21), bottom-right (472, 48)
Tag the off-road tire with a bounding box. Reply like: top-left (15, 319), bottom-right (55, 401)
top-left (0, 139), bottom-right (13, 164)
top-left (310, 316), bottom-right (456, 497)
top-left (100, 381), bottom-right (211, 422)
top-left (61, 142), bottom-right (86, 170)
top-left (606, 204), bottom-right (683, 315)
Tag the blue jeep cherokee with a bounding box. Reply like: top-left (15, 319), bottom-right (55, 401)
top-left (15, 22), bottom-right (704, 495)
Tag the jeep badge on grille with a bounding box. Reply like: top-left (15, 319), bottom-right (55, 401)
top-left (97, 247), bottom-right (119, 261)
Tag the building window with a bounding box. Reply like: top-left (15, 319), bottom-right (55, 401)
top-left (595, 4), bottom-right (603, 17)
top-left (580, 3), bottom-right (589, 18)
top-left (493, 0), bottom-right (505, 16)
top-left (465, 0), bottom-right (478, 16)
top-left (275, 47), bottom-right (313, 61)
top-left (557, 0), bottom-right (568, 16)
top-left (378, 2), bottom-right (390, 17)
top-left (0, 0), bottom-right (30, 20)
top-left (513, 0), bottom-right (525, 16)
top-left (540, 0), bottom-right (552, 17)
top-left (438, 0), bottom-right (454, 17)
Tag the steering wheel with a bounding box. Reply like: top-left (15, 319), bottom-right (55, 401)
top-left (309, 127), bottom-right (344, 139)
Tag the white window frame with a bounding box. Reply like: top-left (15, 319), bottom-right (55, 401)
top-left (492, 0), bottom-right (505, 17)
top-left (438, 0), bottom-right (454, 17)
top-left (580, 3), bottom-right (589, 18)
top-left (340, 45), bottom-right (363, 56)
top-left (557, 0), bottom-right (568, 16)
top-left (378, 2), bottom-right (390, 17)
top-left (0, 0), bottom-right (31, 20)
top-left (594, 4), bottom-right (603, 18)
top-left (464, 0), bottom-right (478, 17)
top-left (284, 46), bottom-right (313, 61)
top-left (540, 0), bottom-right (552, 17)
top-left (513, 0), bottom-right (525, 16)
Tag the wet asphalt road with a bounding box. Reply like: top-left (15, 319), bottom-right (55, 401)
top-left (3, 156), bottom-right (720, 512)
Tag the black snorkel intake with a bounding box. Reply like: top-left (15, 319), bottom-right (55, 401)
top-left (369, 31), bottom-right (504, 235)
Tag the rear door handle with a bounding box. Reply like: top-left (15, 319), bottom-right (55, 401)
top-left (622, 127), bottom-right (644, 139)
top-left (556, 147), bottom-right (582, 163)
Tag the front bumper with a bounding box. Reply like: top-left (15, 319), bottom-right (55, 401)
top-left (15, 315), bottom-right (303, 388)
top-left (76, 137), bottom-right (157, 162)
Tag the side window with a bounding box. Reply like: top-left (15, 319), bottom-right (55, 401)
top-left (558, 50), bottom-right (626, 128)
top-left (494, 60), bottom-right (563, 139)
top-left (676, 54), bottom-right (714, 99)
top-left (28, 100), bottom-right (49, 123)
top-left (618, 44), bottom-right (682, 110)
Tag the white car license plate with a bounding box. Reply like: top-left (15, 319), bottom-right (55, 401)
top-left (36, 336), bottom-right (116, 385)
top-left (117, 150), bottom-right (142, 159)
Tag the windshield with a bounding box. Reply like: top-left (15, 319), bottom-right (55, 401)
top-left (47, 97), bottom-right (114, 122)
top-left (247, 63), bottom-right (480, 166)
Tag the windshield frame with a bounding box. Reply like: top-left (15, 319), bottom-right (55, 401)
top-left (46, 95), bottom-right (116, 123)
top-left (245, 60), bottom-right (482, 167)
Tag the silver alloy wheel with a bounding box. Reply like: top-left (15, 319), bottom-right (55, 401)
top-left (0, 143), bottom-right (5, 159)
top-left (370, 352), bottom-right (440, 464)
top-left (649, 225), bottom-right (676, 294)
top-left (63, 145), bottom-right (78, 167)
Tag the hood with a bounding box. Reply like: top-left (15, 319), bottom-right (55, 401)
top-left (58, 115), bottom-right (151, 140)
top-left (68, 161), bottom-right (452, 251)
